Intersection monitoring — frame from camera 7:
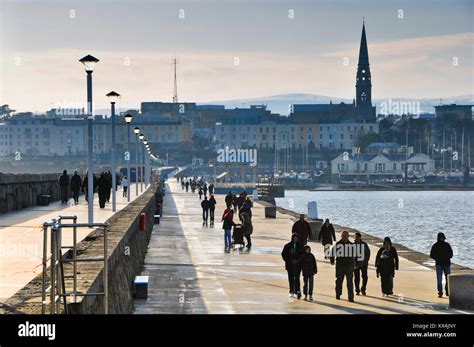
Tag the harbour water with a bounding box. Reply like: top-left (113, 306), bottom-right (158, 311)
top-left (275, 190), bottom-right (474, 269)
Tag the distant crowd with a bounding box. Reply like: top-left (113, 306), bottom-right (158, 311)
top-left (57, 170), bottom-right (130, 208)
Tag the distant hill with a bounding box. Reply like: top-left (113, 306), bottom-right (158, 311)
top-left (201, 93), bottom-right (474, 116)
top-left (92, 93), bottom-right (473, 117)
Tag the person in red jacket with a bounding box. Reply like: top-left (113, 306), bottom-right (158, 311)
top-left (291, 214), bottom-right (312, 245)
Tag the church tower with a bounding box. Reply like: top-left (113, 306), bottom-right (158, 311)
top-left (355, 21), bottom-right (374, 120)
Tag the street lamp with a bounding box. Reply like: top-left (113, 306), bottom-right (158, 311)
top-left (106, 91), bottom-right (120, 212)
top-left (133, 127), bottom-right (140, 196)
top-left (139, 133), bottom-right (145, 192)
top-left (124, 114), bottom-right (133, 202)
top-left (79, 54), bottom-right (99, 224)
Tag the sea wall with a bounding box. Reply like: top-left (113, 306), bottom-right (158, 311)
top-left (0, 173), bottom-right (61, 213)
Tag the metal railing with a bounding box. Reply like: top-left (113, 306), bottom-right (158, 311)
top-left (41, 216), bottom-right (109, 314)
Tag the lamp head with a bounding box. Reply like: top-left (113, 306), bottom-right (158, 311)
top-left (124, 114), bottom-right (133, 124)
top-left (79, 54), bottom-right (100, 73)
top-left (133, 127), bottom-right (140, 134)
top-left (106, 91), bottom-right (120, 104)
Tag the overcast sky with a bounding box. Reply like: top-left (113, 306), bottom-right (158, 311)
top-left (1, 0), bottom-right (473, 112)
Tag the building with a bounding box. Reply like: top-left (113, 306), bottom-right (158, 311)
top-left (434, 104), bottom-right (473, 121)
top-left (0, 117), bottom-right (85, 157)
top-left (331, 152), bottom-right (435, 182)
top-left (319, 120), bottom-right (378, 150)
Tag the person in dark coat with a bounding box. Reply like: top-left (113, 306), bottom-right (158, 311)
top-left (353, 232), bottom-right (371, 296)
top-left (232, 193), bottom-right (238, 212)
top-left (97, 173), bottom-right (109, 209)
top-left (225, 191), bottom-right (233, 208)
top-left (221, 206), bottom-right (235, 250)
top-left (318, 218), bottom-right (336, 258)
top-left (181, 180), bottom-right (185, 190)
top-left (239, 196), bottom-right (252, 218)
top-left (203, 184), bottom-right (208, 198)
top-left (240, 211), bottom-right (253, 249)
top-left (291, 214), bottom-right (312, 245)
top-left (301, 245), bottom-right (317, 301)
top-left (208, 195), bottom-right (217, 225)
top-left (185, 180), bottom-right (189, 192)
top-left (198, 187), bottom-right (203, 200)
top-left (70, 171), bottom-right (82, 205)
top-left (208, 183), bottom-right (214, 195)
top-left (430, 232), bottom-right (453, 297)
top-left (201, 196), bottom-right (210, 225)
top-left (281, 233), bottom-right (304, 299)
top-left (236, 193), bottom-right (245, 210)
top-left (330, 230), bottom-right (356, 302)
top-left (82, 172), bottom-right (97, 203)
top-left (375, 237), bottom-right (399, 296)
top-left (58, 170), bottom-right (70, 204)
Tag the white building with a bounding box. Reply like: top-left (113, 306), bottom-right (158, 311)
top-left (319, 121), bottom-right (378, 150)
top-left (331, 152), bottom-right (435, 182)
top-left (0, 117), bottom-right (85, 157)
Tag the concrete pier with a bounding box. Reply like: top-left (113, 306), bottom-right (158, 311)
top-left (134, 180), bottom-right (472, 314)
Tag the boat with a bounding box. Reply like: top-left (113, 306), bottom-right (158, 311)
top-left (298, 172), bottom-right (310, 181)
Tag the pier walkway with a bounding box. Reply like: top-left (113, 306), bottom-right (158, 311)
top-left (0, 188), bottom-right (147, 301)
top-left (134, 180), bottom-right (470, 314)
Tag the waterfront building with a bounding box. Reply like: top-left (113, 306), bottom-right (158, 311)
top-left (331, 152), bottom-right (435, 182)
top-left (434, 104), bottom-right (473, 121)
top-left (319, 120), bottom-right (379, 150)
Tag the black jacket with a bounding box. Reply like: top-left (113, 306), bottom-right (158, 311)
top-left (201, 200), bottom-right (210, 210)
top-left (70, 174), bottom-right (82, 191)
top-left (281, 241), bottom-right (304, 271)
top-left (208, 197), bottom-right (217, 210)
top-left (430, 241), bottom-right (453, 266)
top-left (354, 241), bottom-right (371, 268)
top-left (300, 252), bottom-right (317, 276)
top-left (375, 247), bottom-right (399, 276)
top-left (58, 174), bottom-right (69, 187)
top-left (318, 223), bottom-right (336, 245)
top-left (330, 240), bottom-right (356, 268)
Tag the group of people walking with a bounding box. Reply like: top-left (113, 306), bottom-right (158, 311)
top-left (58, 169), bottom-right (122, 209)
top-left (180, 176), bottom-right (253, 251)
top-left (282, 216), bottom-right (454, 302)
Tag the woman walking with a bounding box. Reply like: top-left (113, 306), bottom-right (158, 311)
top-left (375, 237), bottom-right (399, 296)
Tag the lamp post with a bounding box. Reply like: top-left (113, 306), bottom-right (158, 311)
top-left (79, 54), bottom-right (99, 224)
top-left (124, 114), bottom-right (133, 202)
top-left (133, 127), bottom-right (140, 196)
top-left (143, 140), bottom-right (148, 187)
top-left (139, 133), bottom-right (145, 192)
top-left (106, 91), bottom-right (120, 212)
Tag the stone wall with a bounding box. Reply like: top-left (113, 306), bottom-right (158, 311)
top-left (0, 173), bottom-right (61, 213)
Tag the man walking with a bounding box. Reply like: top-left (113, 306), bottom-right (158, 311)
top-left (70, 171), bottom-right (82, 205)
top-left (281, 233), bottom-right (304, 299)
top-left (58, 170), bottom-right (70, 204)
top-left (318, 218), bottom-right (336, 258)
top-left (201, 196), bottom-right (210, 225)
top-left (291, 214), bottom-right (312, 245)
top-left (353, 232), bottom-right (370, 296)
top-left (208, 194), bottom-right (217, 225)
top-left (330, 230), bottom-right (356, 302)
top-left (430, 232), bottom-right (453, 298)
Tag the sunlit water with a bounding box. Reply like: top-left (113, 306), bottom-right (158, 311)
top-left (275, 190), bottom-right (474, 269)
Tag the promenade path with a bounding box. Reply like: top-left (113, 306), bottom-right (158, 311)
top-left (135, 179), bottom-right (470, 314)
top-left (0, 186), bottom-right (147, 301)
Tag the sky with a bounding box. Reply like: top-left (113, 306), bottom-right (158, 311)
top-left (0, 0), bottom-right (473, 112)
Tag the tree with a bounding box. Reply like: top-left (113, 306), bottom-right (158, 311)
top-left (0, 104), bottom-right (15, 119)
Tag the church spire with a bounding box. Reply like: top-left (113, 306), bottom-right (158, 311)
top-left (358, 21), bottom-right (370, 67)
top-left (355, 20), bottom-right (373, 120)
